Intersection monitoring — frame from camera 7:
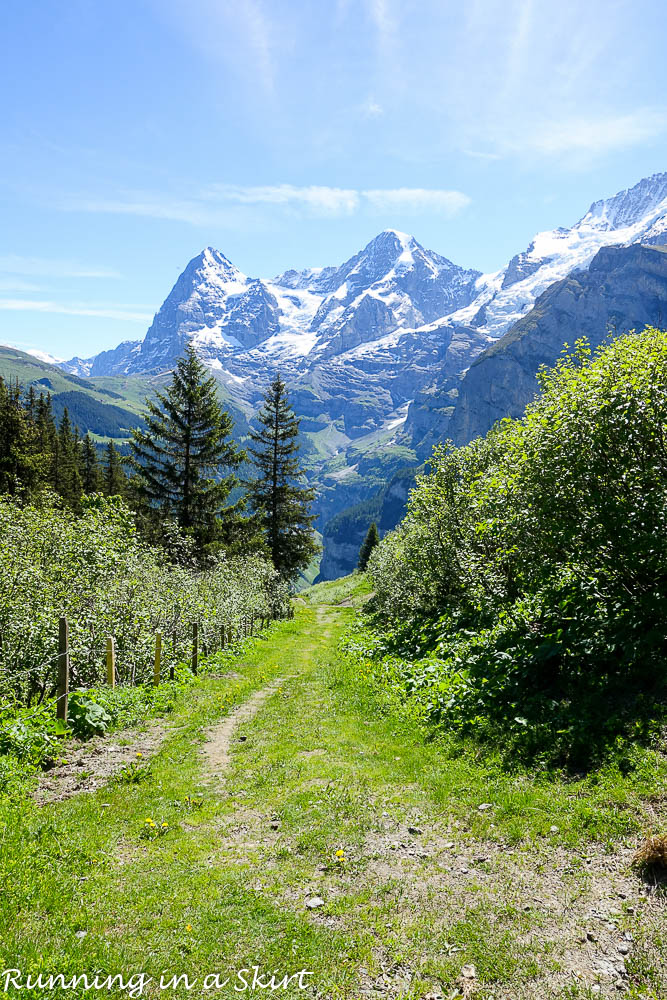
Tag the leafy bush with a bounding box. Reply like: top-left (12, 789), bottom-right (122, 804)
top-left (67, 690), bottom-right (111, 738)
top-left (0, 702), bottom-right (69, 789)
top-left (0, 493), bottom-right (289, 708)
top-left (364, 329), bottom-right (667, 767)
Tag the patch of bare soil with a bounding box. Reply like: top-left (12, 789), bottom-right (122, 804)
top-left (353, 818), bottom-right (666, 999)
top-left (34, 724), bottom-right (173, 805)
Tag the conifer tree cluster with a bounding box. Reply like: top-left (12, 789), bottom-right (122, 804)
top-left (0, 347), bottom-right (319, 584)
top-left (130, 347), bottom-right (244, 557)
top-left (0, 377), bottom-right (126, 506)
top-left (128, 351), bottom-right (317, 578)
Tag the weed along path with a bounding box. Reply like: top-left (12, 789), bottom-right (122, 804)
top-left (1, 594), bottom-right (664, 1000)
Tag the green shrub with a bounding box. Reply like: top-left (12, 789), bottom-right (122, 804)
top-left (365, 329), bottom-right (667, 767)
top-left (0, 493), bottom-right (289, 708)
top-left (67, 690), bottom-right (111, 738)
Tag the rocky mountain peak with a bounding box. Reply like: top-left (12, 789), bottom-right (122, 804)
top-left (579, 171), bottom-right (667, 231)
top-left (182, 246), bottom-right (245, 287)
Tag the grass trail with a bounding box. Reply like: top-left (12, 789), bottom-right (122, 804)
top-left (0, 590), bottom-right (664, 999)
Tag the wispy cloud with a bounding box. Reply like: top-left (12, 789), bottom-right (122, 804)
top-left (463, 149), bottom-right (503, 162)
top-left (206, 183), bottom-right (361, 215)
top-left (65, 184), bottom-right (471, 224)
top-left (0, 255), bottom-right (121, 279)
top-left (237, 0), bottom-right (275, 96)
top-left (434, 0), bottom-right (664, 164)
top-left (0, 299), bottom-right (152, 322)
top-left (153, 0), bottom-right (278, 99)
top-left (368, 0), bottom-right (397, 46)
top-left (360, 96), bottom-right (384, 119)
top-left (516, 110), bottom-right (667, 157)
top-left (363, 188), bottom-right (471, 215)
top-left (0, 278), bottom-right (42, 293)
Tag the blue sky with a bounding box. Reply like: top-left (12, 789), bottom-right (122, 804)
top-left (2, 0), bottom-right (667, 360)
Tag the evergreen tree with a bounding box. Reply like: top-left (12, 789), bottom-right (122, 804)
top-left (247, 374), bottom-right (319, 580)
top-left (25, 385), bottom-right (37, 423)
top-left (358, 521), bottom-right (380, 570)
top-left (35, 393), bottom-right (56, 455)
top-left (103, 441), bottom-right (126, 497)
top-left (81, 434), bottom-right (100, 493)
top-left (0, 378), bottom-right (38, 494)
top-left (130, 346), bottom-right (244, 554)
top-left (55, 408), bottom-right (82, 506)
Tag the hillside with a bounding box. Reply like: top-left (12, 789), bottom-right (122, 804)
top-left (447, 243), bottom-right (667, 447)
top-left (0, 346), bottom-right (251, 445)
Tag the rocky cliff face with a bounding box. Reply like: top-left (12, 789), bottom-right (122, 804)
top-left (447, 243), bottom-right (667, 446)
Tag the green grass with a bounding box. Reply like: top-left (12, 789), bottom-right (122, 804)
top-left (0, 605), bottom-right (664, 999)
top-left (300, 572), bottom-right (373, 607)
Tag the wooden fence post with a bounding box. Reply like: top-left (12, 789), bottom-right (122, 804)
top-left (170, 630), bottom-right (176, 681)
top-left (154, 632), bottom-right (162, 687)
top-left (57, 617), bottom-right (69, 721)
top-left (220, 624), bottom-right (226, 649)
top-left (106, 637), bottom-right (116, 689)
top-left (192, 622), bottom-right (199, 675)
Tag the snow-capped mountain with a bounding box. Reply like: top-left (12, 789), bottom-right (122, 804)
top-left (448, 171), bottom-right (667, 341)
top-left (64, 232), bottom-right (481, 378)
top-left (66, 173), bottom-right (667, 389)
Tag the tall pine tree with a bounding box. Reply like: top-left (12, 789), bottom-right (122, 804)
top-left (247, 374), bottom-right (319, 581)
top-left (103, 441), bottom-right (126, 497)
top-left (130, 346), bottom-right (244, 555)
top-left (80, 433), bottom-right (100, 493)
top-left (358, 521), bottom-right (379, 570)
top-left (0, 378), bottom-right (38, 495)
top-left (54, 408), bottom-right (82, 507)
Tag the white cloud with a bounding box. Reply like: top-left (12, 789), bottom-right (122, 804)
top-left (65, 183), bottom-right (472, 223)
top-left (0, 299), bottom-right (152, 322)
top-left (238, 0), bottom-right (275, 96)
top-left (68, 196), bottom-right (219, 227)
top-left (463, 149), bottom-right (503, 161)
top-left (368, 0), bottom-right (396, 40)
top-left (0, 278), bottom-right (42, 292)
top-left (362, 188), bottom-right (471, 215)
top-left (152, 0), bottom-right (278, 99)
top-left (361, 96), bottom-right (384, 119)
top-left (518, 110), bottom-right (667, 157)
top-left (0, 255), bottom-right (121, 279)
top-left (207, 183), bottom-right (361, 215)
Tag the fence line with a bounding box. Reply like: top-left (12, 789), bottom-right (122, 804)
top-left (1, 607), bottom-right (283, 720)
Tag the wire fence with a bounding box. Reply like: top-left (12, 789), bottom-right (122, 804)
top-left (0, 605), bottom-right (293, 721)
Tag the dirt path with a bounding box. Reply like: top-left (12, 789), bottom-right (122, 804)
top-left (202, 677), bottom-right (287, 778)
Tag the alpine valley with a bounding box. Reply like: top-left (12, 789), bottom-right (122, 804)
top-left (7, 171), bottom-right (667, 580)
